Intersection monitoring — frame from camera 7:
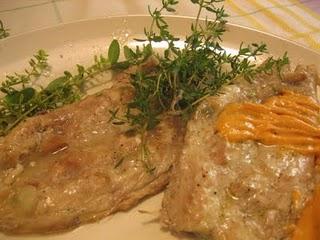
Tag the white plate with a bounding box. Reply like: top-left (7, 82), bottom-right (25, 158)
top-left (0, 16), bottom-right (319, 240)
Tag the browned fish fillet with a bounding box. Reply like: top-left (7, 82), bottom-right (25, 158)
top-left (0, 72), bottom-right (184, 234)
top-left (161, 65), bottom-right (320, 240)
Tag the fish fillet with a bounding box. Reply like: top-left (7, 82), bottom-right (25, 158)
top-left (161, 65), bottom-right (320, 240)
top-left (0, 72), bottom-right (184, 234)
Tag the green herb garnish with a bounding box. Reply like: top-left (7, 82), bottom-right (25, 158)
top-left (108, 39), bottom-right (120, 64)
top-left (0, 20), bottom-right (9, 39)
top-left (0, 42), bottom-right (126, 136)
top-left (109, 0), bottom-right (289, 133)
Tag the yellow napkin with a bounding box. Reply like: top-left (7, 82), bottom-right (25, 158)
top-left (224, 0), bottom-right (320, 52)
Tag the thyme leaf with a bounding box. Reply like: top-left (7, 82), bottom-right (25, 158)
top-left (108, 39), bottom-right (120, 64)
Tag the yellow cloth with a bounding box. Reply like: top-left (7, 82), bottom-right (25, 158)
top-left (224, 0), bottom-right (320, 52)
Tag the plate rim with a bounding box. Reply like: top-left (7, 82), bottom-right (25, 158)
top-left (1, 14), bottom-right (319, 56)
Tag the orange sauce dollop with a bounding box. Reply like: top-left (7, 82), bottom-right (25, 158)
top-left (215, 90), bottom-right (320, 239)
top-left (216, 90), bottom-right (320, 155)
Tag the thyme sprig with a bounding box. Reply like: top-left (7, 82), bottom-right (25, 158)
top-left (0, 40), bottom-right (126, 136)
top-left (0, 20), bottom-right (9, 39)
top-left (109, 0), bottom-right (289, 133)
top-left (107, 0), bottom-right (289, 173)
top-left (0, 50), bottom-right (49, 95)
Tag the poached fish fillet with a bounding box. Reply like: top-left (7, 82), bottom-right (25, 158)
top-left (0, 72), bottom-right (184, 234)
top-left (161, 65), bottom-right (320, 240)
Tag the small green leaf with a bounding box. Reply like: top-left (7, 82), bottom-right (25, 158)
top-left (143, 44), bottom-right (153, 58)
top-left (45, 76), bottom-right (67, 92)
top-left (166, 7), bottom-right (176, 12)
top-left (205, 6), bottom-right (215, 12)
top-left (64, 71), bottom-right (72, 79)
top-left (20, 88), bottom-right (35, 103)
top-left (124, 46), bottom-right (135, 60)
top-left (4, 91), bottom-right (20, 104)
top-left (108, 39), bottom-right (120, 64)
top-left (4, 88), bottom-right (35, 104)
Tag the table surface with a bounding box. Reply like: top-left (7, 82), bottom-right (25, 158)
top-left (0, 0), bottom-right (319, 52)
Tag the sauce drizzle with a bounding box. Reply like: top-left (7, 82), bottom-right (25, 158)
top-left (216, 90), bottom-right (320, 155)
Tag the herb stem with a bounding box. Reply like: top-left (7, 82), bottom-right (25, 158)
top-left (139, 124), bottom-right (154, 173)
top-left (3, 93), bottom-right (55, 135)
top-left (194, 0), bottom-right (204, 31)
top-left (191, 93), bottom-right (210, 106)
